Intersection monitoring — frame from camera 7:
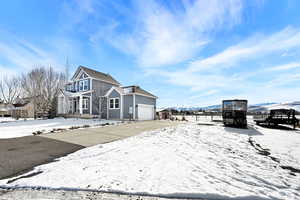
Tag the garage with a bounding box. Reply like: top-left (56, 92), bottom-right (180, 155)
top-left (137, 104), bottom-right (155, 120)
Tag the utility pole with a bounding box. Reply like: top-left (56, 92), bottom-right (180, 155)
top-left (65, 57), bottom-right (70, 83)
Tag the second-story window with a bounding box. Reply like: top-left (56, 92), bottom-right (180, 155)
top-left (84, 80), bottom-right (89, 90)
top-left (75, 82), bottom-right (78, 91)
top-left (79, 81), bottom-right (84, 91)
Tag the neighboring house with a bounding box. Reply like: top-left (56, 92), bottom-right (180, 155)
top-left (156, 108), bottom-right (172, 120)
top-left (10, 97), bottom-right (35, 118)
top-left (57, 66), bottom-right (157, 120)
top-left (0, 103), bottom-right (14, 117)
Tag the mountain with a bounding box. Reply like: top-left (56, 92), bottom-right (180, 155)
top-left (160, 101), bottom-right (300, 112)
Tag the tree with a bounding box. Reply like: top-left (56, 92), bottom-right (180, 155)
top-left (21, 66), bottom-right (65, 118)
top-left (0, 75), bottom-right (22, 104)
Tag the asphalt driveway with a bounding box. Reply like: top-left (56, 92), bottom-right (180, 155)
top-left (0, 120), bottom-right (179, 179)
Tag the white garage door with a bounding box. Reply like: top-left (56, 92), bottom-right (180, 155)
top-left (137, 104), bottom-right (154, 120)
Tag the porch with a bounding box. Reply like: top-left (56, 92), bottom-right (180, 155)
top-left (68, 95), bottom-right (91, 115)
top-left (57, 91), bottom-right (93, 116)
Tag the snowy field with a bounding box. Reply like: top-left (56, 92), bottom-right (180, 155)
top-left (1, 118), bottom-right (299, 200)
top-left (0, 118), bottom-right (119, 139)
top-left (0, 117), bottom-right (34, 123)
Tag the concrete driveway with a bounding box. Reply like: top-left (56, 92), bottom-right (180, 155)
top-left (0, 120), bottom-right (179, 179)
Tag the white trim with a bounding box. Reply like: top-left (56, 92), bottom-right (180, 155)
top-left (109, 98), bottom-right (120, 109)
top-left (72, 68), bottom-right (89, 81)
top-left (137, 104), bottom-right (154, 108)
top-left (104, 86), bottom-right (123, 97)
top-left (120, 95), bottom-right (123, 119)
top-left (82, 98), bottom-right (88, 110)
top-left (90, 96), bottom-right (92, 114)
top-left (79, 95), bottom-right (83, 114)
top-left (137, 104), bottom-right (155, 120)
top-left (133, 94), bottom-right (136, 120)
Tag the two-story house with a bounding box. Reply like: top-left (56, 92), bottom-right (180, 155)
top-left (57, 66), bottom-right (157, 120)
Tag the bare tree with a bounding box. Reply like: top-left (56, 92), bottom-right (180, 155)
top-left (22, 66), bottom-right (65, 118)
top-left (0, 75), bottom-right (22, 104)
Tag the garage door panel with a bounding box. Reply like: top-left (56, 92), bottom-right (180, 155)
top-left (137, 104), bottom-right (154, 120)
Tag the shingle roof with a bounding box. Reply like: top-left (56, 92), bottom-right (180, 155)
top-left (78, 66), bottom-right (121, 86)
top-left (123, 85), bottom-right (157, 99)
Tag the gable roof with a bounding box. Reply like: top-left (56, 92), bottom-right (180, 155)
top-left (72, 66), bottom-right (121, 86)
top-left (104, 86), bottom-right (125, 97)
top-left (123, 85), bottom-right (157, 99)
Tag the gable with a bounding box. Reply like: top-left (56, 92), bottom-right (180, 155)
top-left (109, 90), bottom-right (120, 98)
top-left (79, 72), bottom-right (88, 79)
top-left (72, 66), bottom-right (121, 86)
top-left (72, 68), bottom-right (89, 81)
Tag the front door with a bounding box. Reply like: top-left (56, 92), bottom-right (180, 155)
top-left (74, 99), bottom-right (77, 113)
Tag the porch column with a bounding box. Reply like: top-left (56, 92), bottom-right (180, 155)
top-left (90, 96), bottom-right (92, 115)
top-left (79, 95), bottom-right (83, 115)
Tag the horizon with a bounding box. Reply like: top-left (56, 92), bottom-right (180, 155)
top-left (1, 0), bottom-right (300, 107)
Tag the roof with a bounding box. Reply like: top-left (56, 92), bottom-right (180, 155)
top-left (123, 85), bottom-right (157, 99)
top-left (0, 103), bottom-right (15, 111)
top-left (73, 66), bottom-right (121, 86)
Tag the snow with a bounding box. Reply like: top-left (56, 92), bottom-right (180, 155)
top-left (0, 118), bottom-right (119, 139)
top-left (263, 102), bottom-right (300, 112)
top-left (1, 119), bottom-right (300, 200)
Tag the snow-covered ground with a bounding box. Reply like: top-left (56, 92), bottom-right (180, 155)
top-left (0, 117), bottom-right (34, 123)
top-left (1, 118), bottom-right (299, 200)
top-left (0, 118), bottom-right (119, 139)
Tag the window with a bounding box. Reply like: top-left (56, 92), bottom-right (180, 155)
top-left (75, 82), bottom-right (78, 91)
top-left (79, 81), bottom-right (84, 91)
top-left (82, 98), bottom-right (88, 110)
top-left (115, 98), bottom-right (119, 109)
top-left (84, 80), bottom-right (89, 90)
top-left (109, 98), bottom-right (120, 109)
top-left (110, 99), bottom-right (114, 109)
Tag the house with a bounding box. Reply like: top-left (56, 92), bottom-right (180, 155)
top-left (156, 108), bottom-right (172, 120)
top-left (12, 100), bottom-right (35, 119)
top-left (57, 66), bottom-right (157, 120)
top-left (0, 103), bottom-right (14, 117)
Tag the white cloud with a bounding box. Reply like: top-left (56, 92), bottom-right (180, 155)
top-left (150, 26), bottom-right (300, 106)
top-left (0, 32), bottom-right (65, 75)
top-left (88, 0), bottom-right (243, 67)
top-left (268, 62), bottom-right (300, 71)
top-left (188, 27), bottom-right (300, 72)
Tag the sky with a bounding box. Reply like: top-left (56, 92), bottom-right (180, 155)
top-left (0, 0), bottom-right (300, 107)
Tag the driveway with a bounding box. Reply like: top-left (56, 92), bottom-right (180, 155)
top-left (0, 120), bottom-right (179, 179)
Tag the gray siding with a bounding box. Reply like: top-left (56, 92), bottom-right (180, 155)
top-left (123, 95), bottom-right (133, 119)
top-left (91, 79), bottom-right (114, 117)
top-left (135, 95), bottom-right (156, 119)
top-left (108, 90), bottom-right (120, 119)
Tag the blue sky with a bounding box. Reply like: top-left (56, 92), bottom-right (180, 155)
top-left (0, 0), bottom-right (300, 107)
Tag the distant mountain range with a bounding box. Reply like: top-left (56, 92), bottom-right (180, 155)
top-left (161, 101), bottom-right (300, 112)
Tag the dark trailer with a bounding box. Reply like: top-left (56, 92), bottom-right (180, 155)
top-left (254, 109), bottom-right (299, 129)
top-left (222, 99), bottom-right (248, 128)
